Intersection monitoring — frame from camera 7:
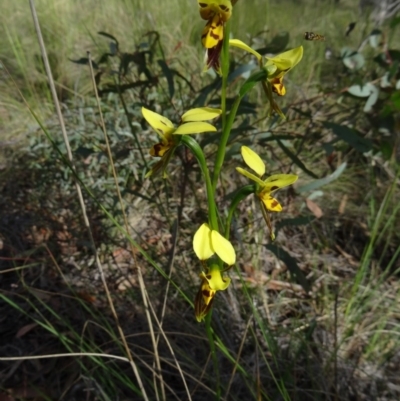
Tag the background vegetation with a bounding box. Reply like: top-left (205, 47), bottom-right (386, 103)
top-left (1, 0), bottom-right (399, 400)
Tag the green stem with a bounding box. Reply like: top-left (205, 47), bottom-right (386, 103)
top-left (220, 19), bottom-right (231, 128)
top-left (182, 135), bottom-right (221, 398)
top-left (211, 20), bottom-right (239, 194)
top-left (181, 136), bottom-right (218, 231)
top-left (212, 95), bottom-right (241, 192)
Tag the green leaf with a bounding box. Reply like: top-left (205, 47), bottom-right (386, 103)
top-left (341, 47), bottom-right (365, 70)
top-left (388, 60), bottom-right (399, 81)
top-left (363, 85), bottom-right (379, 112)
top-left (297, 162), bottom-right (347, 193)
top-left (225, 184), bottom-right (255, 202)
top-left (265, 244), bottom-right (311, 293)
top-left (98, 31), bottom-right (119, 52)
top-left (380, 141), bottom-right (393, 160)
top-left (192, 79), bottom-right (220, 107)
top-left (258, 134), bottom-right (296, 144)
top-left (123, 189), bottom-right (155, 203)
top-left (277, 140), bottom-right (319, 178)
top-left (69, 58), bottom-right (99, 69)
top-left (323, 122), bottom-right (373, 153)
top-left (239, 70), bottom-right (267, 99)
top-left (228, 63), bottom-right (257, 83)
top-left (369, 29), bottom-right (382, 48)
top-left (347, 83), bottom-right (375, 97)
top-left (374, 50), bottom-right (400, 68)
top-left (74, 146), bottom-right (96, 158)
top-left (380, 73), bottom-right (391, 88)
top-left (157, 60), bottom-right (175, 99)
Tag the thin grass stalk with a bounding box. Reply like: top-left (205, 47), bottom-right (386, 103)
top-left (0, 352), bottom-right (131, 363)
top-left (27, 1), bottom-right (149, 398)
top-left (346, 166), bottom-right (400, 316)
top-left (205, 311), bottom-right (220, 400)
top-left (0, 350), bottom-right (188, 399)
top-left (148, 174), bottom-right (192, 387)
top-left (25, 300), bottom-right (136, 396)
top-left (224, 316), bottom-right (253, 398)
top-left (145, 292), bottom-right (193, 401)
top-left (155, 161), bottom-right (192, 328)
top-left (86, 52), bottom-right (162, 401)
top-left (249, 325), bottom-right (290, 400)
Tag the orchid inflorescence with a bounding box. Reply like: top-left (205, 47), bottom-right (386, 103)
top-left (140, 0), bottom-right (303, 321)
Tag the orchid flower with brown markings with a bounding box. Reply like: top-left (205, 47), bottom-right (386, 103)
top-left (198, 0), bottom-right (233, 73)
top-left (141, 107), bottom-right (221, 177)
top-left (230, 39), bottom-right (303, 116)
top-left (236, 146), bottom-right (298, 239)
top-left (192, 223), bottom-right (235, 321)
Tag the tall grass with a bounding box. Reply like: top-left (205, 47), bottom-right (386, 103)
top-left (0, 0), bottom-right (362, 141)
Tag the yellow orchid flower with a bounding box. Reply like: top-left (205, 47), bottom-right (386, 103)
top-left (193, 223), bottom-right (236, 265)
top-left (198, 0), bottom-right (232, 48)
top-left (264, 47), bottom-right (303, 96)
top-left (229, 39), bottom-right (303, 115)
top-left (198, 0), bottom-right (233, 72)
top-left (192, 223), bottom-right (235, 321)
top-left (194, 264), bottom-right (231, 322)
top-left (236, 146), bottom-right (298, 239)
top-left (229, 39), bottom-right (303, 95)
top-left (141, 107), bottom-right (221, 177)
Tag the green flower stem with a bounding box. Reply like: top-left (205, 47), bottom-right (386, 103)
top-left (181, 136), bottom-right (218, 231)
top-left (212, 95), bottom-right (241, 193)
top-left (182, 135), bottom-right (221, 398)
top-left (220, 19), bottom-right (231, 129)
top-left (212, 20), bottom-right (238, 195)
top-left (225, 185), bottom-right (255, 239)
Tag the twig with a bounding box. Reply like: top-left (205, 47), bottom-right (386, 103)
top-left (87, 51), bottom-right (163, 401)
top-left (225, 316), bottom-right (253, 398)
top-left (28, 1), bottom-right (149, 399)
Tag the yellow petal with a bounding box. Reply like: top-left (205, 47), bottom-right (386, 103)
top-left (265, 63), bottom-right (278, 76)
top-left (149, 142), bottom-right (172, 157)
top-left (202, 14), bottom-right (224, 48)
top-left (142, 107), bottom-right (175, 138)
top-left (145, 147), bottom-right (176, 178)
top-left (260, 195), bottom-right (282, 212)
top-left (270, 76), bottom-right (286, 96)
top-left (174, 121), bottom-right (217, 135)
top-left (265, 81), bottom-right (286, 118)
top-left (241, 146), bottom-right (265, 177)
top-left (265, 46), bottom-right (303, 73)
top-left (194, 280), bottom-right (215, 322)
top-left (210, 230), bottom-right (236, 265)
top-left (198, 0), bottom-right (232, 21)
top-left (181, 107), bottom-right (222, 122)
top-left (199, 272), bottom-right (217, 304)
top-left (229, 39), bottom-right (263, 62)
top-left (263, 174), bottom-right (298, 191)
top-left (193, 223), bottom-right (214, 260)
top-left (204, 265), bottom-right (231, 291)
top-left (236, 167), bottom-right (265, 186)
